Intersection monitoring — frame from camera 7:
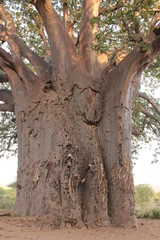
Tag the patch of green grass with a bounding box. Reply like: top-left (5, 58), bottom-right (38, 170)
top-left (0, 186), bottom-right (16, 210)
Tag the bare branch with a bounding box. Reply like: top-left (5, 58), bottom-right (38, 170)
top-left (0, 5), bottom-right (16, 35)
top-left (0, 57), bottom-right (24, 91)
top-left (38, 13), bottom-right (50, 55)
top-left (0, 8), bottom-right (31, 82)
top-left (0, 4), bottom-right (45, 83)
top-left (0, 89), bottom-right (13, 105)
top-left (0, 47), bottom-right (14, 66)
top-left (132, 127), bottom-right (143, 137)
top-left (34, 0), bottom-right (78, 78)
top-left (148, 12), bottom-right (156, 34)
top-left (27, 2), bottom-right (50, 55)
top-left (63, 2), bottom-right (77, 39)
top-left (0, 103), bottom-right (14, 112)
top-left (120, 9), bottom-right (142, 43)
top-left (63, 0), bottom-right (68, 29)
top-left (138, 92), bottom-right (160, 115)
top-left (99, 4), bottom-right (119, 16)
top-left (0, 74), bottom-right (8, 83)
top-left (69, 19), bottom-right (77, 38)
top-left (140, 107), bottom-right (159, 122)
top-left (132, 106), bottom-right (160, 137)
top-left (132, 118), bottom-right (146, 137)
top-left (15, 38), bottom-right (50, 77)
top-left (79, 0), bottom-right (101, 77)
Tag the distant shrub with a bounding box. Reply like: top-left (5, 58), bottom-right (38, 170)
top-left (134, 184), bottom-right (155, 205)
top-left (7, 181), bottom-right (17, 189)
top-left (144, 210), bottom-right (153, 218)
top-left (138, 208), bottom-right (160, 219)
top-left (152, 208), bottom-right (160, 219)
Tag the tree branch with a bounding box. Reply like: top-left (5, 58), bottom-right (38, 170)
top-left (0, 48), bottom-right (14, 66)
top-left (0, 21), bottom-right (48, 78)
top-left (138, 92), bottom-right (160, 115)
top-left (0, 103), bottom-right (14, 112)
top-left (79, 0), bottom-right (101, 77)
top-left (0, 57), bottom-right (24, 92)
top-left (0, 9), bottom-right (31, 83)
top-left (0, 4), bottom-right (44, 83)
top-left (132, 111), bottom-right (160, 137)
top-left (0, 89), bottom-right (14, 105)
top-left (140, 107), bottom-right (159, 122)
top-left (34, 0), bottom-right (78, 78)
top-left (0, 74), bottom-right (8, 83)
top-left (69, 19), bottom-right (77, 38)
top-left (123, 25), bottom-right (160, 81)
top-left (120, 9), bottom-right (142, 43)
top-left (103, 25), bottom-right (160, 109)
top-left (63, 0), bottom-right (68, 29)
top-left (15, 38), bottom-right (50, 77)
top-left (27, 2), bottom-right (50, 56)
top-left (99, 4), bottom-right (119, 16)
top-left (132, 118), bottom-right (146, 137)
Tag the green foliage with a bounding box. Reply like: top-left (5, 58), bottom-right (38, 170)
top-left (0, 111), bottom-right (17, 158)
top-left (94, 0), bottom-right (159, 53)
top-left (132, 75), bottom-right (160, 162)
top-left (154, 192), bottom-right (160, 204)
top-left (152, 208), bottom-right (160, 219)
top-left (7, 181), bottom-right (17, 189)
top-left (134, 184), bottom-right (155, 205)
top-left (144, 210), bottom-right (153, 218)
top-left (0, 186), bottom-right (16, 210)
top-left (4, 0), bottom-right (46, 57)
top-left (137, 208), bottom-right (160, 219)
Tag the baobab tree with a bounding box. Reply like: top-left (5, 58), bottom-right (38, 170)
top-left (0, 0), bottom-right (160, 228)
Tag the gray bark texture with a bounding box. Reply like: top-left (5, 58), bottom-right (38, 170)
top-left (0, 0), bottom-right (160, 228)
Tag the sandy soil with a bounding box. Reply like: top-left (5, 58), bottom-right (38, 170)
top-left (0, 215), bottom-right (160, 240)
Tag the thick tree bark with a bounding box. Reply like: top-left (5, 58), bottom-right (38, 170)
top-left (15, 66), bottom-right (109, 227)
top-left (14, 48), bottom-right (146, 227)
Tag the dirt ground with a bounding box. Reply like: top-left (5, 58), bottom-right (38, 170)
top-left (0, 215), bottom-right (160, 240)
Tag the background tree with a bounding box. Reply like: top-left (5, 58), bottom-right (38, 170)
top-left (0, 0), bottom-right (160, 228)
top-left (135, 184), bottom-right (155, 205)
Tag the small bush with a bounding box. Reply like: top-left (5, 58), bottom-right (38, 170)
top-left (152, 208), bottom-right (160, 219)
top-left (144, 210), bottom-right (153, 218)
top-left (138, 208), bottom-right (160, 219)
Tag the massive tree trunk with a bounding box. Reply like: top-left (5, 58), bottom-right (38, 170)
top-left (14, 52), bottom-right (142, 227)
top-left (0, 0), bottom-right (160, 229)
top-left (14, 61), bottom-right (136, 227)
top-left (15, 66), bottom-right (110, 227)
